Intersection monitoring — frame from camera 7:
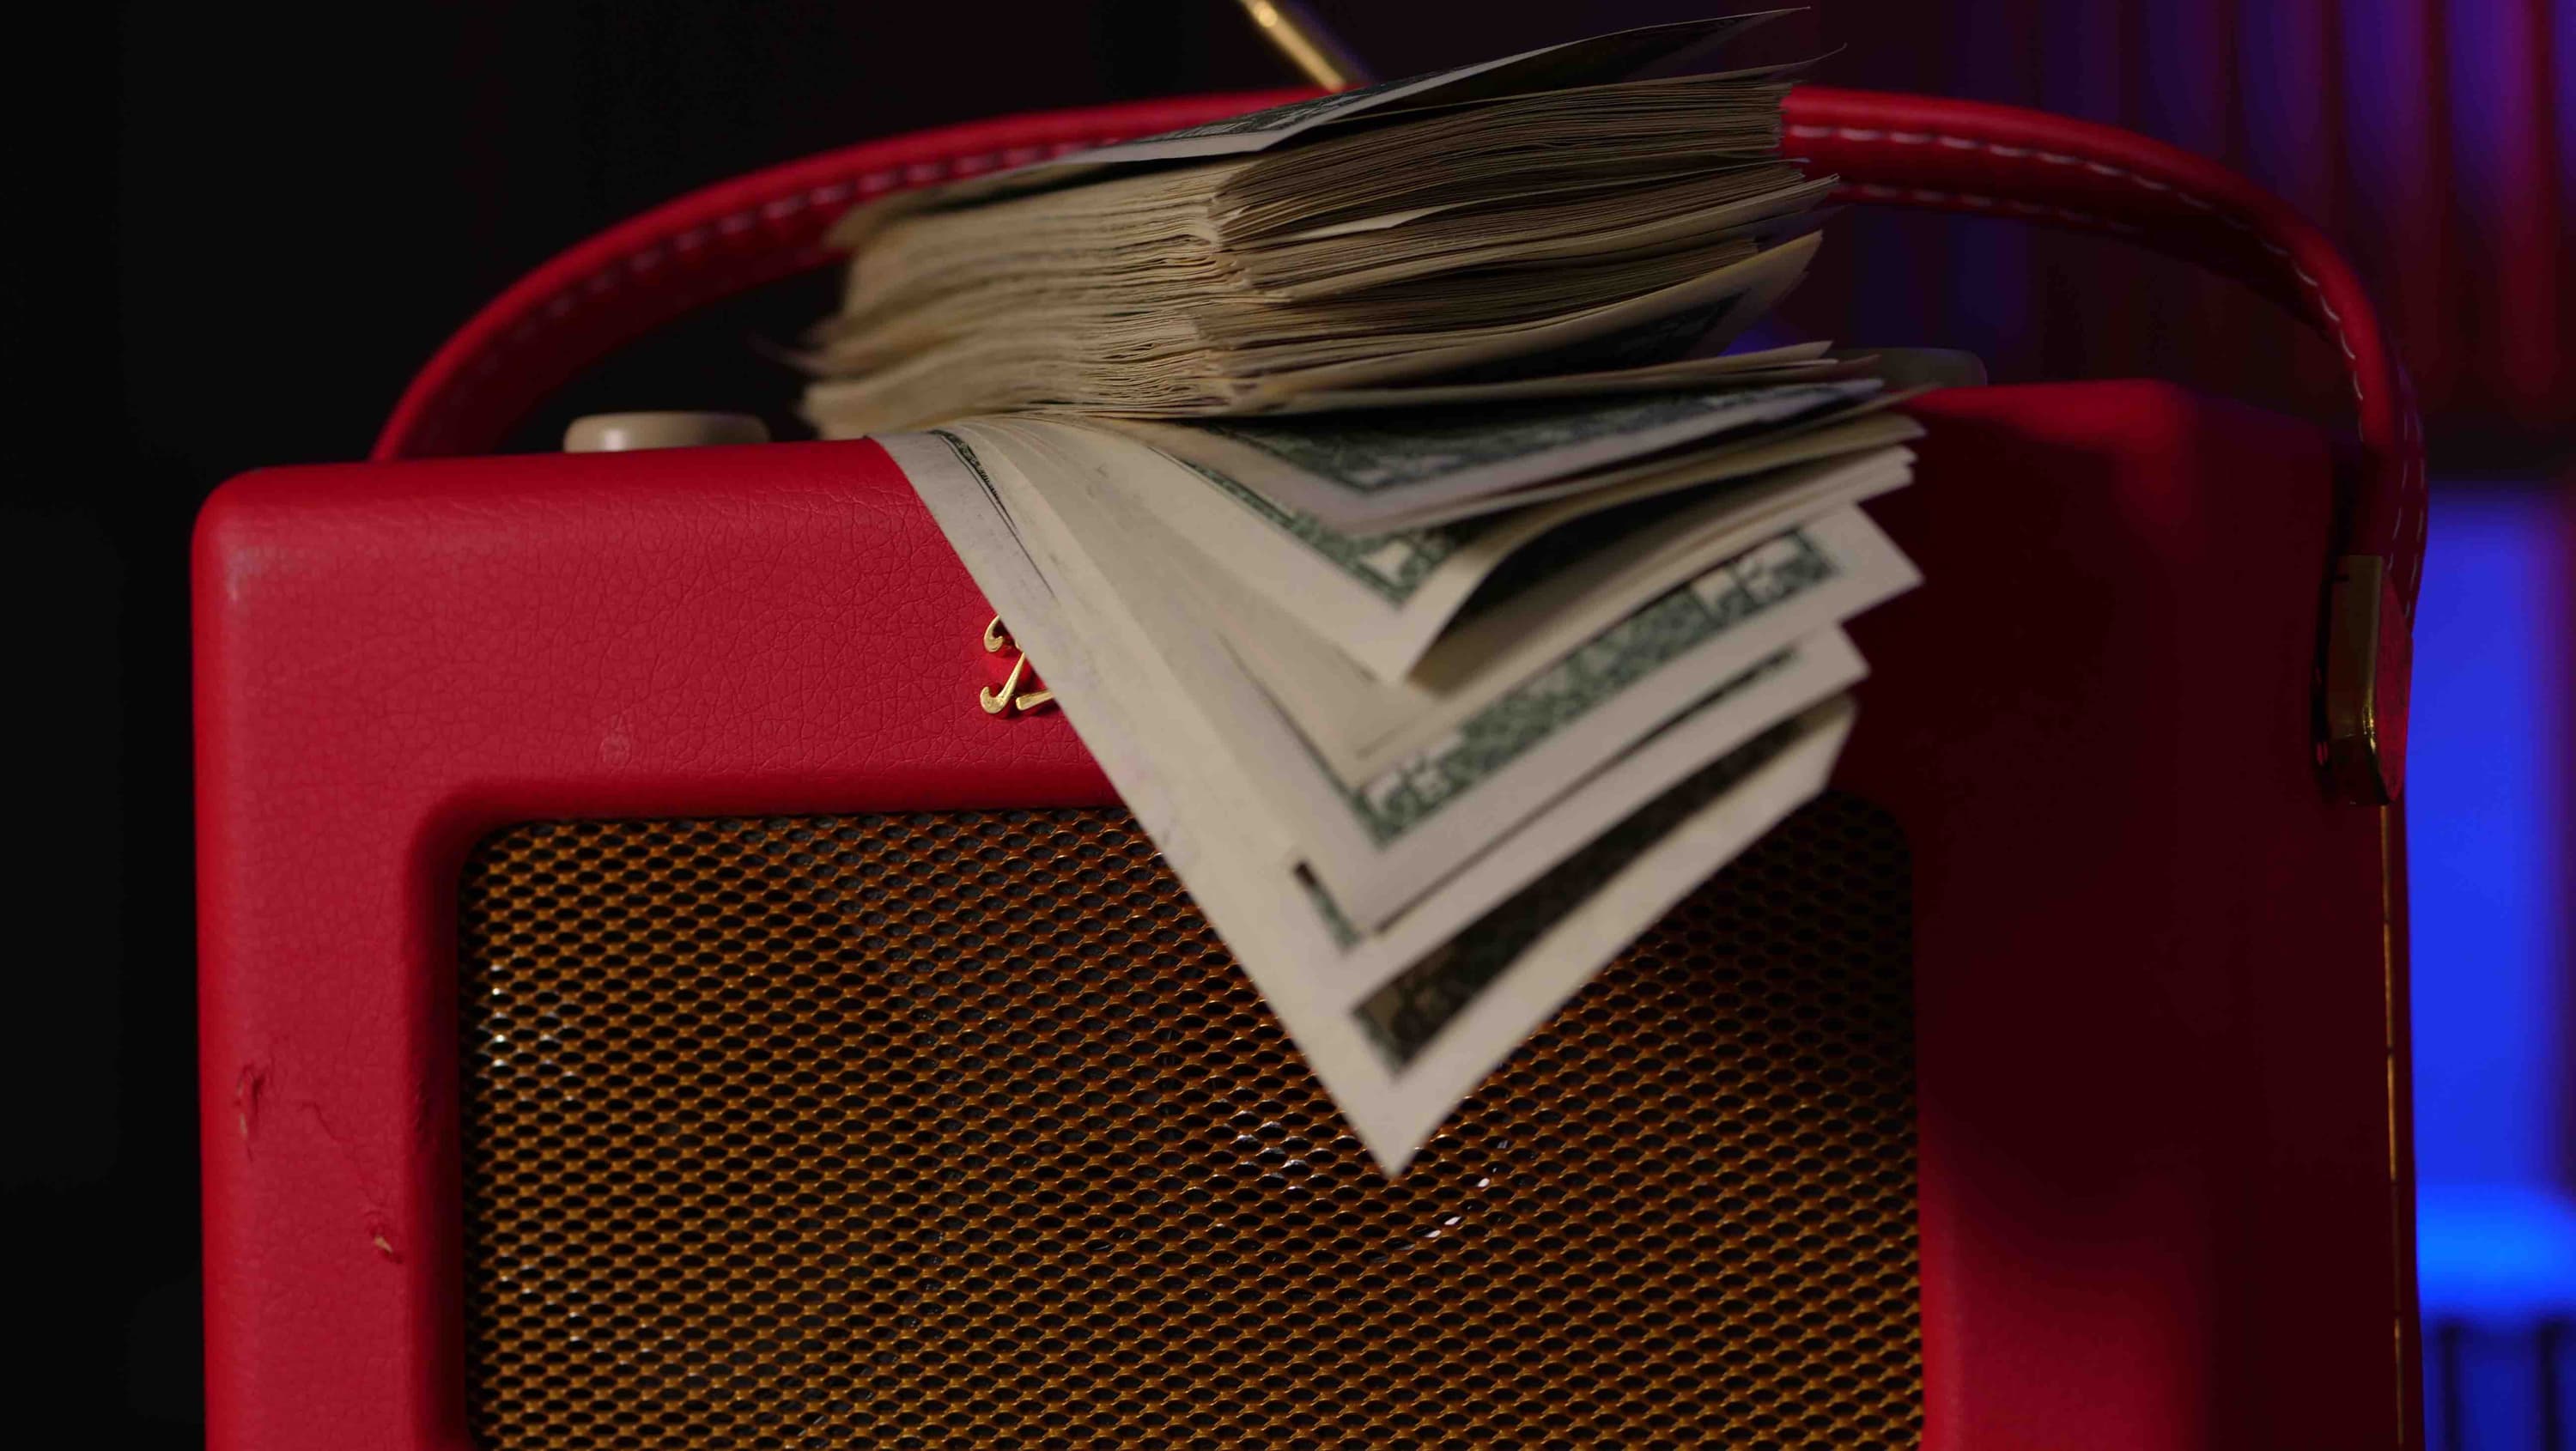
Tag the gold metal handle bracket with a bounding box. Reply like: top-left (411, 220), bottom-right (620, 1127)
top-left (2320, 556), bottom-right (2410, 804)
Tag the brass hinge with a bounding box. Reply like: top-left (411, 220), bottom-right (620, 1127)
top-left (2320, 555), bottom-right (2411, 805)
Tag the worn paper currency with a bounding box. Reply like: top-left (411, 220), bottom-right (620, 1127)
top-left (820, 14), bottom-right (1947, 1173)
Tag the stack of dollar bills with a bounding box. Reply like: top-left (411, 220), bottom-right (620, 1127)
top-left (805, 13), bottom-right (1930, 1173)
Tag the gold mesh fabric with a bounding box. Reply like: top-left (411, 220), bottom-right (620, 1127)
top-left (459, 797), bottom-right (1919, 1448)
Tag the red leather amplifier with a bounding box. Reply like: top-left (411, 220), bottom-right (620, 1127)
top-left (196, 88), bottom-right (2426, 1449)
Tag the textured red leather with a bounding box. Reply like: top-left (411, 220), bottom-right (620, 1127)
top-left (196, 440), bottom-right (1115, 1451)
top-left (200, 382), bottom-right (2410, 1451)
top-left (209, 85), bottom-right (2418, 1451)
top-left (1835, 386), bottom-right (2406, 1450)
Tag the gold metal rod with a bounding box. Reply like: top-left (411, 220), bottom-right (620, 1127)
top-left (1231, 0), bottom-right (1376, 89)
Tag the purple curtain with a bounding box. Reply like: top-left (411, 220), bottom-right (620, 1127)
top-left (1786, 0), bottom-right (2569, 460)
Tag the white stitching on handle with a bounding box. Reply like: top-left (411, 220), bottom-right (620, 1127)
top-left (1848, 182), bottom-right (2136, 233)
top-left (1789, 122), bottom-right (2372, 408)
top-left (1794, 115), bottom-right (2421, 569)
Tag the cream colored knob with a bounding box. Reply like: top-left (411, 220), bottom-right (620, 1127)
top-left (563, 411), bottom-right (770, 452)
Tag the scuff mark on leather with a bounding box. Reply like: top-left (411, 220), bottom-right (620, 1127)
top-left (223, 542), bottom-right (280, 605)
top-left (234, 1060), bottom-right (268, 1156)
top-left (299, 1098), bottom-right (397, 1255)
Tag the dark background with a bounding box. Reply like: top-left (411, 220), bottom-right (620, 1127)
top-left (24, 3), bottom-right (2566, 1444)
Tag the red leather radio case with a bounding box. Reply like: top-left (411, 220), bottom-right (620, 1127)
top-left (197, 88), bottom-right (2426, 1449)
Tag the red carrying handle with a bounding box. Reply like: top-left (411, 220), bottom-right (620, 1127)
top-left (374, 91), bottom-right (1305, 464)
top-left (1784, 88), bottom-right (2424, 611)
top-left (374, 85), bottom-right (2419, 803)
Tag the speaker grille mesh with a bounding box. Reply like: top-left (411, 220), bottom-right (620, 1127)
top-left (459, 797), bottom-right (1917, 1448)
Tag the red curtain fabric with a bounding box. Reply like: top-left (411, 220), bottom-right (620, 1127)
top-left (1789, 0), bottom-right (2568, 461)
